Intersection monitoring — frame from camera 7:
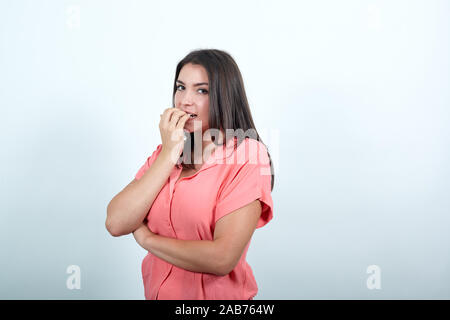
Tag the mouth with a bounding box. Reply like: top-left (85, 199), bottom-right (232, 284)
top-left (185, 111), bottom-right (198, 119)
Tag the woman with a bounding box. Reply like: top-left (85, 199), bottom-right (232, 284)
top-left (106, 49), bottom-right (275, 300)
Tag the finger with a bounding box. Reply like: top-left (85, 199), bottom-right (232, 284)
top-left (176, 113), bottom-right (191, 129)
top-left (161, 108), bottom-right (178, 127)
top-left (170, 108), bottom-right (186, 121)
top-left (169, 110), bottom-right (187, 130)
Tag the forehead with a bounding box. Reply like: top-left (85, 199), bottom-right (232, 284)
top-left (178, 63), bottom-right (209, 83)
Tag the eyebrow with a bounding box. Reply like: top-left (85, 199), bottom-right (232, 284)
top-left (176, 80), bottom-right (209, 86)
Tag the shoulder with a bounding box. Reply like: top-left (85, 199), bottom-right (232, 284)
top-left (142, 143), bottom-right (163, 167)
top-left (150, 143), bottom-right (163, 158)
top-left (135, 143), bottom-right (163, 180)
top-left (146, 143), bottom-right (163, 162)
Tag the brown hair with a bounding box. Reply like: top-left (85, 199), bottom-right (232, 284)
top-left (172, 49), bottom-right (275, 191)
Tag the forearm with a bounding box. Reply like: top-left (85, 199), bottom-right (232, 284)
top-left (106, 152), bottom-right (175, 236)
top-left (143, 234), bottom-right (225, 276)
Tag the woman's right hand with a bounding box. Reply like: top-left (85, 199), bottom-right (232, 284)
top-left (159, 107), bottom-right (191, 164)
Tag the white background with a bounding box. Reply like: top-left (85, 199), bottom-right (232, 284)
top-left (0, 0), bottom-right (449, 299)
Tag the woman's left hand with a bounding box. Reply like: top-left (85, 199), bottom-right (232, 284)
top-left (132, 222), bottom-right (155, 249)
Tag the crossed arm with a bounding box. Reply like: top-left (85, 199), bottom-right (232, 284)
top-left (132, 200), bottom-right (262, 276)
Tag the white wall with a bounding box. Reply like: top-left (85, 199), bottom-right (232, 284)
top-left (0, 0), bottom-right (449, 299)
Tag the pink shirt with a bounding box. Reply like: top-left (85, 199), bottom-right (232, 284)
top-left (134, 137), bottom-right (274, 300)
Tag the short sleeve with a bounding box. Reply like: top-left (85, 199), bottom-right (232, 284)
top-left (134, 144), bottom-right (163, 180)
top-left (214, 140), bottom-right (273, 229)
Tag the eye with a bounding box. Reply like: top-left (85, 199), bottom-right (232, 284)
top-left (176, 85), bottom-right (208, 94)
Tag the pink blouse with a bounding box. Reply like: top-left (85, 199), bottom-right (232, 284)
top-left (134, 137), bottom-right (274, 300)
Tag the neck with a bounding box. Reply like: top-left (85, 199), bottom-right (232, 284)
top-left (186, 129), bottom-right (229, 166)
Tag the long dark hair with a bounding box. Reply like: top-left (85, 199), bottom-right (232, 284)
top-left (171, 49), bottom-right (275, 191)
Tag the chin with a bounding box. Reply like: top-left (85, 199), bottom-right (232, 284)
top-left (184, 120), bottom-right (206, 133)
top-left (183, 127), bottom-right (201, 135)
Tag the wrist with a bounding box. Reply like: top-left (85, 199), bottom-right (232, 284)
top-left (160, 148), bottom-right (180, 166)
top-left (143, 232), bottom-right (156, 251)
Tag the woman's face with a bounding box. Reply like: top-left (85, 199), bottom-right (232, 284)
top-left (174, 63), bottom-right (210, 134)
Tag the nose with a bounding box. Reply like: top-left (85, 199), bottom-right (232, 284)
top-left (180, 89), bottom-right (195, 105)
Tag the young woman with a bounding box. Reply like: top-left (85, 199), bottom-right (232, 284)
top-left (106, 49), bottom-right (275, 300)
